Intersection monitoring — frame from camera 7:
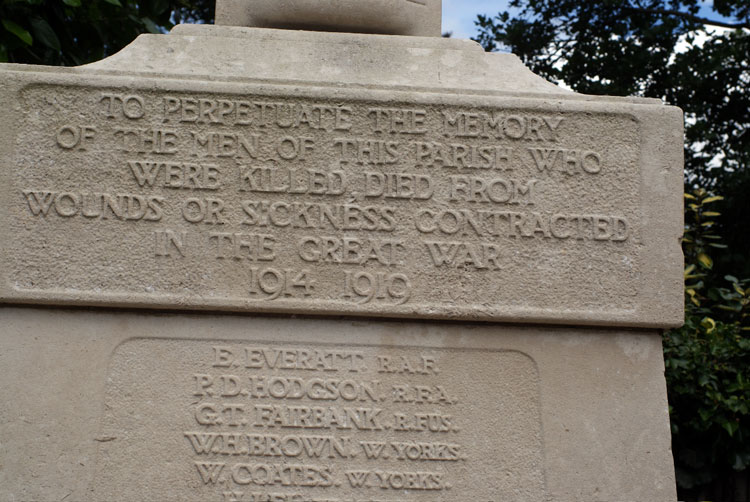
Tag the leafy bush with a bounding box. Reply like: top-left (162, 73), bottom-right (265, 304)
top-left (0, 0), bottom-right (214, 66)
top-left (665, 190), bottom-right (750, 494)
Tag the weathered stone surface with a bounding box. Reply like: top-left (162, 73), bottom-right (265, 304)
top-left (0, 14), bottom-right (682, 501)
top-left (215, 0), bottom-right (442, 36)
top-left (0, 306), bottom-right (677, 502)
top-left (0, 26), bottom-right (684, 328)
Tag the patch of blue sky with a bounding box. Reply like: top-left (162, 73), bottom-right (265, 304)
top-left (442, 0), bottom-right (743, 41)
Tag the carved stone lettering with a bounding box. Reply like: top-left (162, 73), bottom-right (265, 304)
top-left (9, 86), bottom-right (643, 324)
top-left (92, 339), bottom-right (544, 500)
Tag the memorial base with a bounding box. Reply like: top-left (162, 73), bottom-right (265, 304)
top-left (0, 306), bottom-right (676, 501)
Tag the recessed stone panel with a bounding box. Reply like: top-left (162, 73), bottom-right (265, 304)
top-left (1, 82), bottom-right (674, 326)
top-left (91, 338), bottom-right (544, 501)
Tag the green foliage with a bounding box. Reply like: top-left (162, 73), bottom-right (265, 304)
top-left (0, 0), bottom-right (214, 66)
top-left (683, 189), bottom-right (724, 309)
top-left (667, 190), bottom-right (749, 493)
top-left (684, 189), bottom-right (750, 330)
top-left (715, 169), bottom-right (750, 280)
top-left (711, 275), bottom-right (750, 331)
top-left (664, 315), bottom-right (750, 489)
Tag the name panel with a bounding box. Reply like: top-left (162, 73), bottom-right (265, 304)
top-left (7, 84), bottom-right (643, 323)
top-left (92, 338), bottom-right (545, 501)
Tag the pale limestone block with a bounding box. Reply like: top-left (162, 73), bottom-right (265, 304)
top-left (0, 26), bottom-right (684, 328)
top-left (215, 0), bottom-right (442, 36)
top-left (0, 19), bottom-right (683, 502)
top-left (0, 307), bottom-right (677, 502)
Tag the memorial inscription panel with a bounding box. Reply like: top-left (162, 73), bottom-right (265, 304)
top-left (6, 84), bottom-right (641, 321)
top-left (92, 338), bottom-right (544, 501)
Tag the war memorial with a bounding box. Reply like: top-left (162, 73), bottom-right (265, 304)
top-left (0, 0), bottom-right (684, 500)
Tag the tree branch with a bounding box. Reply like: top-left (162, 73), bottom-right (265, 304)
top-left (624, 7), bottom-right (749, 29)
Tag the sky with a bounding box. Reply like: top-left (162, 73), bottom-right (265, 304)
top-left (442, 0), bottom-right (512, 40)
top-left (441, 1), bottom-right (739, 40)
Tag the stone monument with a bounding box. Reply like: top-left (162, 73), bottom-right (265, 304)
top-left (0, 1), bottom-right (684, 500)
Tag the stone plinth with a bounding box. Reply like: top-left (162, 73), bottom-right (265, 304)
top-left (0, 14), bottom-right (683, 502)
top-left (0, 307), bottom-right (676, 502)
